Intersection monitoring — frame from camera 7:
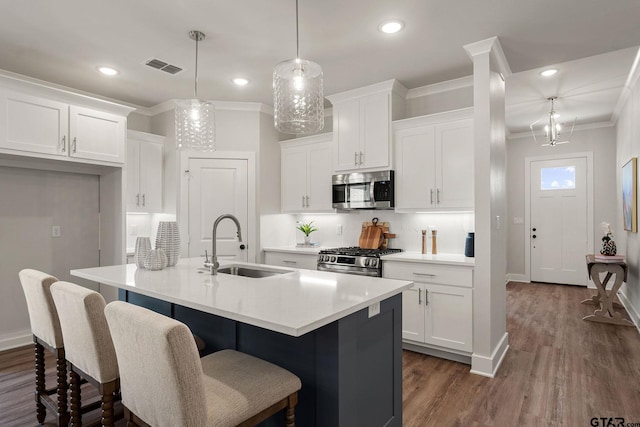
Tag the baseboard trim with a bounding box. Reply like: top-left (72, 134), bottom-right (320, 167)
top-left (0, 329), bottom-right (32, 351)
top-left (506, 274), bottom-right (528, 283)
top-left (470, 332), bottom-right (509, 378)
top-left (402, 342), bottom-right (472, 365)
top-left (617, 290), bottom-right (640, 335)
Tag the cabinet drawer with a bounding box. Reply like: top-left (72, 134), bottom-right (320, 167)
top-left (383, 261), bottom-right (472, 287)
top-left (264, 251), bottom-right (318, 270)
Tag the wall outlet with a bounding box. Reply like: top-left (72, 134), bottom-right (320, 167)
top-left (51, 225), bottom-right (61, 238)
top-left (336, 224), bottom-right (343, 235)
top-left (131, 224), bottom-right (137, 236)
top-left (368, 301), bottom-right (380, 318)
top-left (496, 215), bottom-right (501, 230)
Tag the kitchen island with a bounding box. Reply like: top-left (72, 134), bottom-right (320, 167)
top-left (72, 257), bottom-right (412, 427)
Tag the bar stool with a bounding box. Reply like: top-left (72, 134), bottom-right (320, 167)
top-left (50, 281), bottom-right (120, 427)
top-left (104, 301), bottom-right (301, 427)
top-left (18, 269), bottom-right (69, 426)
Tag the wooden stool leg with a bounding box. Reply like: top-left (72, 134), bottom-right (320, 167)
top-left (69, 369), bottom-right (81, 426)
top-left (285, 393), bottom-right (297, 427)
top-left (55, 353), bottom-right (69, 426)
top-left (34, 341), bottom-right (46, 424)
top-left (101, 391), bottom-right (115, 426)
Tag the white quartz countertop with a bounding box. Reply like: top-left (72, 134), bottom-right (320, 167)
top-left (381, 252), bottom-right (475, 267)
top-left (262, 246), bottom-right (323, 254)
top-left (71, 257), bottom-right (412, 337)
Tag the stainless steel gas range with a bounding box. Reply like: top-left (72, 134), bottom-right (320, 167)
top-left (317, 247), bottom-right (402, 277)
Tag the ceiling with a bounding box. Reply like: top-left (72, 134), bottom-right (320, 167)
top-left (1, 0), bottom-right (639, 134)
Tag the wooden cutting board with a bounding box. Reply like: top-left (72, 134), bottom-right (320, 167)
top-left (359, 218), bottom-right (384, 249)
top-left (360, 220), bottom-right (396, 249)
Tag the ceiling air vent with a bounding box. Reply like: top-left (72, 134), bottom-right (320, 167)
top-left (145, 58), bottom-right (183, 75)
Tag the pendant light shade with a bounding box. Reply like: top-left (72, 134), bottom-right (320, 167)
top-left (175, 30), bottom-right (215, 151)
top-left (273, 0), bottom-right (324, 134)
top-left (529, 96), bottom-right (575, 147)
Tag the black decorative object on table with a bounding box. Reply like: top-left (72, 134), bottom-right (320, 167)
top-left (464, 232), bottom-right (475, 258)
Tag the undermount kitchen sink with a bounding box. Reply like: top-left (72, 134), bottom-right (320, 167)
top-left (198, 264), bottom-right (290, 278)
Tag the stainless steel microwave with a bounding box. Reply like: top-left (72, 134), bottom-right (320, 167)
top-left (332, 170), bottom-right (394, 210)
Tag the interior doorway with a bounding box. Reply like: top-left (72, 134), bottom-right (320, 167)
top-left (525, 153), bottom-right (593, 286)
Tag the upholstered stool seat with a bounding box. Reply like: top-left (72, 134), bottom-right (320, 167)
top-left (18, 269), bottom-right (69, 426)
top-left (104, 301), bottom-right (301, 427)
top-left (50, 281), bottom-right (121, 427)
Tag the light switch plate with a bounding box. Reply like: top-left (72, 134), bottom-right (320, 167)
top-left (51, 225), bottom-right (61, 238)
top-left (368, 302), bottom-right (380, 318)
top-left (513, 217), bottom-right (524, 224)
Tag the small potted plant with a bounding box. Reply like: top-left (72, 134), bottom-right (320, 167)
top-left (297, 221), bottom-right (318, 245)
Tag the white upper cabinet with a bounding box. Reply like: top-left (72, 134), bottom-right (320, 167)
top-left (281, 133), bottom-right (333, 213)
top-left (328, 80), bottom-right (406, 173)
top-left (126, 130), bottom-right (164, 213)
top-left (394, 109), bottom-right (474, 211)
top-left (0, 79), bottom-right (131, 166)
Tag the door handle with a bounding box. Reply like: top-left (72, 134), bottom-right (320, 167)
top-left (61, 136), bottom-right (66, 153)
top-left (359, 151), bottom-right (364, 165)
top-left (72, 137), bottom-right (77, 153)
top-left (136, 194), bottom-right (140, 206)
top-left (239, 244), bottom-right (246, 250)
top-left (532, 235), bottom-right (537, 239)
top-left (424, 289), bottom-right (429, 306)
top-left (142, 194), bottom-right (146, 206)
top-left (305, 195), bottom-right (309, 207)
top-left (302, 195), bottom-right (305, 208)
top-left (282, 260), bottom-right (297, 264)
top-left (436, 189), bottom-right (440, 204)
top-left (355, 152), bottom-right (358, 166)
top-left (418, 288), bottom-right (422, 305)
top-left (430, 189), bottom-right (434, 205)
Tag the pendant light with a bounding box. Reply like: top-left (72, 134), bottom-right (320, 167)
top-left (175, 30), bottom-right (215, 151)
top-left (273, 0), bottom-right (324, 134)
top-left (529, 97), bottom-right (576, 147)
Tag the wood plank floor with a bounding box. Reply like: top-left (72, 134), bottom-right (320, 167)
top-left (1, 282), bottom-right (639, 426)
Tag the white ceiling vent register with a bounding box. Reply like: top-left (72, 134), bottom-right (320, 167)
top-left (144, 58), bottom-right (183, 75)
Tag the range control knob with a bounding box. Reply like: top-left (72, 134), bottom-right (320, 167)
top-left (331, 256), bottom-right (337, 262)
top-left (364, 259), bottom-right (370, 266)
top-left (371, 259), bottom-right (378, 267)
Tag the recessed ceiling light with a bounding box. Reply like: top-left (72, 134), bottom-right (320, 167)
top-left (232, 77), bottom-right (249, 86)
top-left (540, 69), bottom-right (558, 77)
top-left (379, 20), bottom-right (404, 34)
top-left (98, 66), bottom-right (119, 76)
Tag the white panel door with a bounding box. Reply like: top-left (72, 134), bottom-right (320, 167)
top-left (401, 285), bottom-right (425, 342)
top-left (361, 92), bottom-right (390, 169)
top-left (333, 100), bottom-right (361, 172)
top-left (69, 106), bottom-right (125, 163)
top-left (530, 157), bottom-right (588, 285)
top-left (187, 158), bottom-right (248, 262)
top-left (138, 140), bottom-right (163, 212)
top-left (424, 284), bottom-right (473, 352)
top-left (0, 89), bottom-right (68, 156)
top-left (394, 125), bottom-right (436, 209)
top-left (436, 119), bottom-right (474, 208)
top-left (306, 142), bottom-right (332, 211)
top-left (281, 146), bottom-right (308, 212)
top-left (125, 139), bottom-right (140, 211)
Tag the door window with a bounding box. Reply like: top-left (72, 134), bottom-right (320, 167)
top-left (540, 166), bottom-right (576, 190)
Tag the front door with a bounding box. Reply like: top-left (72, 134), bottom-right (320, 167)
top-left (529, 156), bottom-right (589, 285)
top-left (185, 157), bottom-right (249, 262)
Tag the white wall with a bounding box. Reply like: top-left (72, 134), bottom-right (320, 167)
top-left (406, 86), bottom-right (473, 118)
top-left (615, 63), bottom-right (640, 326)
top-left (506, 126), bottom-right (618, 278)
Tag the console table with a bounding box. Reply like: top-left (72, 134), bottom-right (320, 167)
top-left (582, 254), bottom-right (633, 326)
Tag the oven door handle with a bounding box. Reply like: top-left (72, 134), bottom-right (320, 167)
top-left (317, 264), bottom-right (380, 277)
top-left (369, 178), bottom-right (376, 204)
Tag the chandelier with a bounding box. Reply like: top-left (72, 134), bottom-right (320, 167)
top-left (175, 30), bottom-right (215, 151)
top-left (273, 0), bottom-right (324, 134)
top-left (529, 97), bottom-right (575, 147)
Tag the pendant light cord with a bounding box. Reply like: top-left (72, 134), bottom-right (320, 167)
top-left (194, 35), bottom-right (199, 98)
top-left (295, 0), bottom-right (300, 59)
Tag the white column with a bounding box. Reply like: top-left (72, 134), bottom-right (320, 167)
top-left (463, 37), bottom-right (511, 377)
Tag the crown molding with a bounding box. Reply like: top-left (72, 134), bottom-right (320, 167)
top-left (611, 46), bottom-right (640, 124)
top-left (137, 99), bottom-right (274, 117)
top-left (463, 36), bottom-right (512, 79)
top-left (326, 79), bottom-right (408, 104)
top-left (405, 76), bottom-right (473, 99)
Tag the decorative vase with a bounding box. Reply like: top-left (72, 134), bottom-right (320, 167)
top-left (304, 235), bottom-right (311, 245)
top-left (144, 248), bottom-right (168, 271)
top-left (464, 232), bottom-right (475, 258)
top-left (134, 237), bottom-right (152, 268)
top-left (600, 236), bottom-right (617, 256)
top-left (155, 221), bottom-right (181, 267)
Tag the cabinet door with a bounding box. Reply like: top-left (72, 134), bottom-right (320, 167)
top-left (125, 139), bottom-right (141, 211)
top-left (333, 99), bottom-right (361, 172)
top-left (0, 89), bottom-right (68, 156)
top-left (69, 106), bottom-right (125, 163)
top-left (424, 284), bottom-right (472, 352)
top-left (402, 284), bottom-right (425, 342)
top-left (394, 125), bottom-right (436, 209)
top-left (436, 119), bottom-right (474, 208)
top-left (281, 145), bottom-right (308, 212)
top-left (360, 92), bottom-right (390, 169)
top-left (306, 142), bottom-right (332, 211)
top-left (139, 140), bottom-right (163, 212)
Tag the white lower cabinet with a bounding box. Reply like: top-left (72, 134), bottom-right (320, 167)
top-left (383, 260), bottom-right (473, 353)
top-left (264, 250), bottom-right (318, 270)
